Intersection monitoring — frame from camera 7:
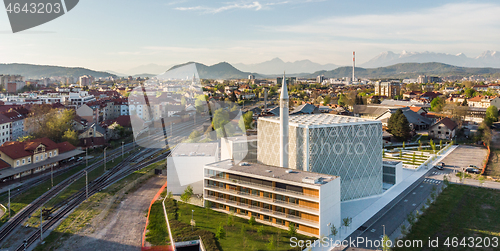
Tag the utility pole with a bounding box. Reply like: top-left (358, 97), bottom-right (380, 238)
top-left (84, 170), bottom-right (88, 200)
top-left (51, 165), bottom-right (53, 188)
top-left (8, 188), bottom-right (10, 218)
top-left (40, 207), bottom-right (43, 241)
top-left (104, 147), bottom-right (107, 172)
top-left (122, 141), bottom-right (124, 159)
top-left (86, 147), bottom-right (88, 167)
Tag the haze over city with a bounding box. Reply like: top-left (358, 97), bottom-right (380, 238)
top-left (1, 0), bottom-right (500, 73)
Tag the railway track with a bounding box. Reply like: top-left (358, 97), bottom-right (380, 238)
top-left (0, 117), bottom-right (207, 249)
top-left (15, 152), bottom-right (168, 251)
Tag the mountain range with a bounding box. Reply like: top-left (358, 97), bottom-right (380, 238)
top-left (0, 63), bottom-right (116, 79)
top-left (167, 62), bottom-right (261, 80)
top-left (308, 62), bottom-right (500, 79)
top-left (233, 58), bottom-right (338, 75)
top-left (361, 50), bottom-right (500, 68)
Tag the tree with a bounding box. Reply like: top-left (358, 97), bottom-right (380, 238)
top-left (248, 215), bottom-right (255, 226)
top-left (464, 88), bottom-right (475, 98)
top-left (181, 97), bottom-right (187, 107)
top-left (430, 97), bottom-right (445, 112)
top-left (25, 105), bottom-right (75, 143)
top-left (418, 140), bottom-right (422, 151)
top-left (342, 217), bottom-right (352, 233)
top-left (330, 224), bottom-right (338, 240)
top-left (288, 223), bottom-right (297, 237)
top-left (382, 235), bottom-right (392, 251)
top-left (17, 135), bottom-right (35, 142)
top-left (323, 95), bottom-right (331, 106)
top-left (485, 105), bottom-right (499, 126)
top-left (62, 129), bottom-right (79, 146)
top-left (388, 109), bottom-right (411, 141)
top-left (227, 214), bottom-right (234, 227)
top-left (215, 223), bottom-right (226, 239)
top-left (265, 235), bottom-right (275, 250)
top-left (187, 130), bottom-right (201, 143)
top-left (337, 94), bottom-right (347, 107)
top-left (212, 108), bottom-right (233, 138)
top-left (412, 152), bottom-right (416, 164)
top-left (180, 185), bottom-right (193, 203)
top-left (238, 111), bottom-right (253, 132)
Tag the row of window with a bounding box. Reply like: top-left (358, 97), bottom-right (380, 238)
top-left (15, 150), bottom-right (58, 167)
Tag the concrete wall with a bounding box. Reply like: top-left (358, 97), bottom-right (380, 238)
top-left (319, 177), bottom-right (341, 237)
top-left (167, 155), bottom-right (218, 195)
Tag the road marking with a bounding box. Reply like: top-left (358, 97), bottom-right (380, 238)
top-left (412, 192), bottom-right (416, 195)
top-left (371, 229), bottom-right (376, 232)
top-left (412, 203), bottom-right (416, 206)
top-left (404, 199), bottom-right (408, 202)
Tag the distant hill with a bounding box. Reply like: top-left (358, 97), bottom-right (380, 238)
top-left (167, 62), bottom-right (261, 80)
top-left (234, 57), bottom-right (338, 75)
top-left (307, 62), bottom-right (500, 79)
top-left (361, 50), bottom-right (500, 68)
top-left (0, 63), bottom-right (116, 79)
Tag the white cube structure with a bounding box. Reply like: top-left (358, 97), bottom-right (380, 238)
top-left (258, 114), bottom-right (383, 201)
top-left (167, 143), bottom-right (219, 195)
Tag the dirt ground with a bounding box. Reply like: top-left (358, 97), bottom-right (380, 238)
top-left (485, 130), bottom-right (500, 178)
top-left (56, 176), bottom-right (167, 251)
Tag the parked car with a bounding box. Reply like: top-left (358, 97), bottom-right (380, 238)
top-left (68, 157), bottom-right (75, 162)
top-left (465, 167), bottom-right (480, 174)
top-left (77, 157), bottom-right (84, 162)
top-left (438, 162), bottom-right (445, 167)
top-left (468, 165), bottom-right (478, 169)
top-left (434, 165), bottom-right (444, 170)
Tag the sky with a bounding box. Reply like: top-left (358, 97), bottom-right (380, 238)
top-left (1, 0), bottom-right (500, 73)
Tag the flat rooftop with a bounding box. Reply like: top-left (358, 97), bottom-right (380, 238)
top-left (383, 160), bottom-right (402, 166)
top-left (206, 159), bottom-right (337, 186)
top-left (170, 142), bottom-right (217, 157)
top-left (224, 135), bottom-right (257, 142)
top-left (259, 114), bottom-right (379, 128)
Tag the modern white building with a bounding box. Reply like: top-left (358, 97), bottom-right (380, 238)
top-left (0, 114), bottom-right (11, 144)
top-left (220, 135), bottom-right (257, 163)
top-left (167, 143), bottom-right (219, 195)
top-left (203, 159), bottom-right (340, 237)
top-left (258, 114), bottom-right (383, 201)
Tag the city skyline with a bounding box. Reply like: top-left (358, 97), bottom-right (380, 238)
top-left (1, 1), bottom-right (500, 73)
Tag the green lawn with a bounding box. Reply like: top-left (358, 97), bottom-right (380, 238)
top-left (394, 184), bottom-right (500, 251)
top-left (160, 198), bottom-right (316, 251)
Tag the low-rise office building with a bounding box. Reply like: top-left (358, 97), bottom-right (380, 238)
top-left (203, 159), bottom-right (340, 237)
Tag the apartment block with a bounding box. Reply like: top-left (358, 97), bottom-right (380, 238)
top-left (203, 159), bottom-right (340, 237)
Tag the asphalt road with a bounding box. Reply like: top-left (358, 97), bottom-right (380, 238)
top-left (343, 145), bottom-right (489, 250)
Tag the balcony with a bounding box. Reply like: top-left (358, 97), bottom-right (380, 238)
top-left (204, 195), bottom-right (319, 228)
top-left (204, 184), bottom-right (319, 214)
top-left (205, 175), bottom-right (319, 201)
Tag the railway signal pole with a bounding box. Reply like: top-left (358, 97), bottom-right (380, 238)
top-left (40, 207), bottom-right (43, 241)
top-left (8, 188), bottom-right (10, 218)
top-left (84, 170), bottom-right (88, 200)
top-left (104, 147), bottom-right (107, 172)
top-left (86, 147), bottom-right (88, 167)
top-left (51, 165), bottom-right (53, 188)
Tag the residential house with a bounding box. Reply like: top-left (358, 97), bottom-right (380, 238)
top-left (2, 111), bottom-right (26, 141)
top-left (0, 114), bottom-right (11, 144)
top-left (428, 117), bottom-right (458, 140)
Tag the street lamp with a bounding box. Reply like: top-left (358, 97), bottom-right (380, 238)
top-left (191, 209), bottom-right (195, 231)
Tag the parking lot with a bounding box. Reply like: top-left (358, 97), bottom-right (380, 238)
top-left (439, 145), bottom-right (488, 171)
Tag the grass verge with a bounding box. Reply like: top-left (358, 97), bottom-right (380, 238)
top-left (394, 184), bottom-right (500, 251)
top-left (34, 160), bottom-right (165, 251)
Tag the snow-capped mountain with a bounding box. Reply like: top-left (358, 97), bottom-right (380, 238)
top-left (361, 50), bottom-right (500, 68)
top-left (233, 58), bottom-right (338, 75)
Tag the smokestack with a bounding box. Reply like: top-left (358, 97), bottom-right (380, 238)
top-left (353, 51), bottom-right (355, 83)
top-left (279, 73), bottom-right (289, 168)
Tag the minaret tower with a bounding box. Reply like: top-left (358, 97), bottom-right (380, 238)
top-left (279, 73), bottom-right (289, 168)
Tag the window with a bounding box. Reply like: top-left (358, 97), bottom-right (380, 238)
top-left (22, 159), bottom-right (25, 164)
top-left (16, 160), bottom-right (19, 166)
top-left (28, 157), bottom-right (31, 163)
top-left (49, 152), bottom-right (52, 157)
top-left (54, 150), bottom-right (57, 156)
top-left (36, 156), bottom-right (39, 161)
top-left (45, 153), bottom-right (47, 158)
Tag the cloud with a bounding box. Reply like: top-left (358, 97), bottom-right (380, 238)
top-left (265, 2), bottom-right (500, 44)
top-left (174, 0), bottom-right (298, 13)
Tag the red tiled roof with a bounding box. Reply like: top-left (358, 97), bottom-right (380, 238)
top-left (57, 142), bottom-right (76, 153)
top-left (0, 159), bottom-right (10, 170)
top-left (468, 95), bottom-right (484, 102)
top-left (433, 117), bottom-right (458, 130)
top-left (2, 111), bottom-right (24, 121)
top-left (0, 114), bottom-right (12, 124)
top-left (0, 141), bottom-right (31, 159)
top-left (409, 107), bottom-right (423, 113)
